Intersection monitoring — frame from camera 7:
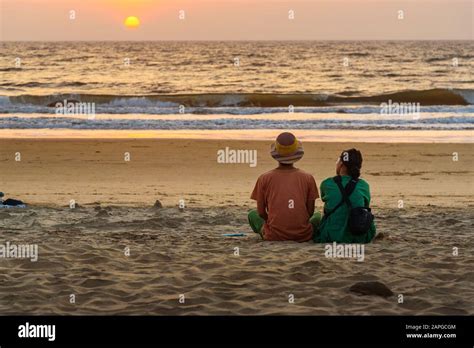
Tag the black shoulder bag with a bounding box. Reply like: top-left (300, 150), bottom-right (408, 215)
top-left (323, 175), bottom-right (374, 236)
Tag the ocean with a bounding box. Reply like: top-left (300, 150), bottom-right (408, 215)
top-left (0, 41), bottom-right (473, 134)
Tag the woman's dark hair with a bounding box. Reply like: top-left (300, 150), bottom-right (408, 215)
top-left (340, 148), bottom-right (363, 179)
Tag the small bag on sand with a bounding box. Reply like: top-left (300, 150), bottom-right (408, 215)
top-left (2, 198), bottom-right (25, 206)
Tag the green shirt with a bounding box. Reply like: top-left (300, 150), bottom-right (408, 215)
top-left (314, 175), bottom-right (376, 243)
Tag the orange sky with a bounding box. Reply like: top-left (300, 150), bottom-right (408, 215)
top-left (0, 0), bottom-right (472, 41)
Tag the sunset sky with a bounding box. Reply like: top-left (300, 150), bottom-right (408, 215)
top-left (0, 0), bottom-right (472, 41)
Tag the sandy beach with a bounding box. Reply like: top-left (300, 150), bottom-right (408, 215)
top-left (0, 139), bottom-right (473, 315)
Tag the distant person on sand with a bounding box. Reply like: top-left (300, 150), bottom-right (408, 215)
top-left (248, 132), bottom-right (320, 242)
top-left (312, 148), bottom-right (376, 243)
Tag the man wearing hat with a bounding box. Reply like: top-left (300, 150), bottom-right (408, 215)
top-left (248, 132), bottom-right (320, 242)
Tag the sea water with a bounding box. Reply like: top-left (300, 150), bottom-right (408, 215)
top-left (0, 41), bottom-right (473, 136)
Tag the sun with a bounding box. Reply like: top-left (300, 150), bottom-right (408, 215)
top-left (124, 16), bottom-right (140, 29)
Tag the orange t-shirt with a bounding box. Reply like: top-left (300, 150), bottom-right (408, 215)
top-left (251, 168), bottom-right (319, 242)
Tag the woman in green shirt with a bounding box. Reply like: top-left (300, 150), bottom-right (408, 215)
top-left (311, 148), bottom-right (376, 243)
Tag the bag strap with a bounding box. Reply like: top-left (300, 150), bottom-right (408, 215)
top-left (323, 176), bottom-right (359, 219)
top-left (334, 175), bottom-right (358, 208)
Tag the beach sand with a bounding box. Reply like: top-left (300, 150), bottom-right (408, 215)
top-left (0, 139), bottom-right (473, 315)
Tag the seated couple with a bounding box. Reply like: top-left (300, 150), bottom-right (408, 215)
top-left (248, 132), bottom-right (376, 243)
